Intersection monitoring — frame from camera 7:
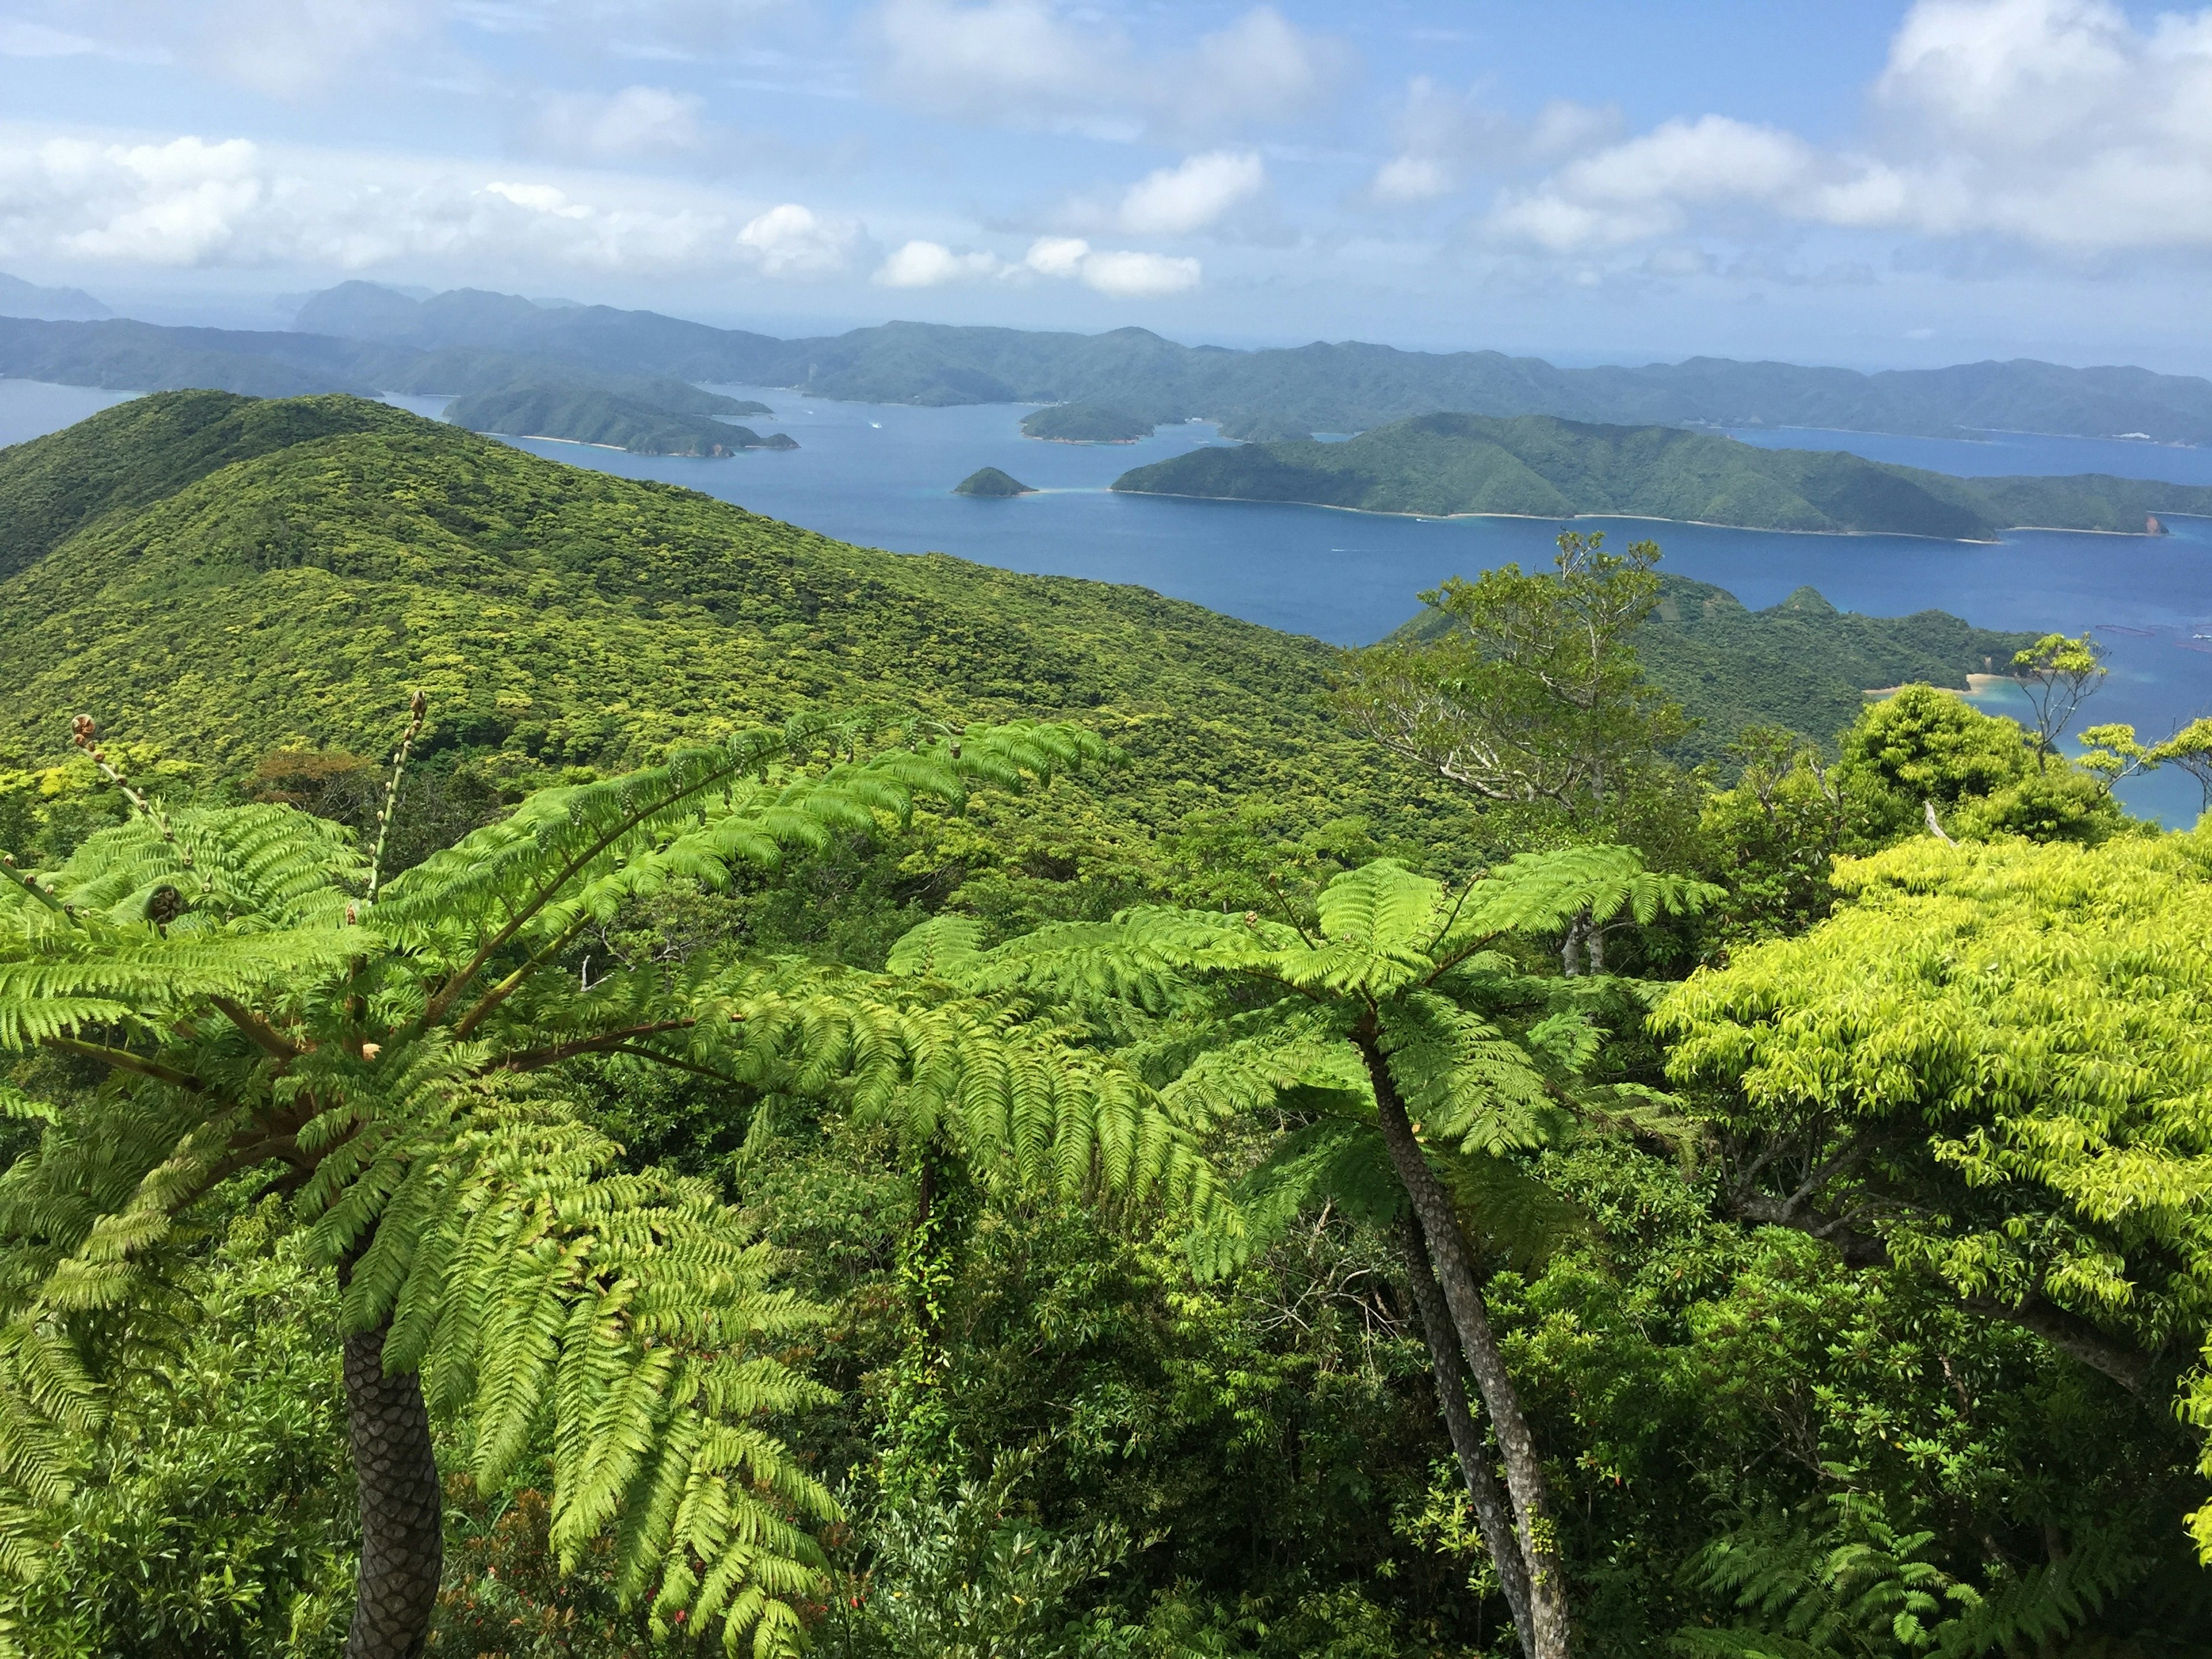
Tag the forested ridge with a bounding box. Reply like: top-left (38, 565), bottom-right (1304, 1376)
top-left (17, 281), bottom-right (2212, 444)
top-left (1111, 412), bottom-right (2212, 539)
top-left (0, 391), bottom-right (2207, 1659)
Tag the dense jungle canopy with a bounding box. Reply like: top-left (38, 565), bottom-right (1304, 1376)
top-left (0, 390), bottom-right (2205, 1659)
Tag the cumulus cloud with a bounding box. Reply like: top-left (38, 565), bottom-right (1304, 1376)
top-left (1022, 234), bottom-right (1089, 278)
top-left (1483, 0), bottom-right (2212, 257)
top-left (0, 131), bottom-right (865, 279)
top-left (874, 238), bottom-right (1006, 285)
top-left (869, 0), bottom-right (1348, 142)
top-left (525, 86), bottom-right (709, 161)
top-left (869, 232), bottom-right (1200, 295)
top-left (1078, 248), bottom-right (1199, 297)
top-left (1116, 150), bottom-right (1264, 235)
top-left (734, 202), bottom-right (863, 276)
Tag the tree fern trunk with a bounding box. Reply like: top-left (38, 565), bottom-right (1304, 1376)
top-left (1397, 1210), bottom-right (1537, 1656)
top-left (1363, 1037), bottom-right (1573, 1659)
top-left (343, 1322), bottom-right (444, 1658)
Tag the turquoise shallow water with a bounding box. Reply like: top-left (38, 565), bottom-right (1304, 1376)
top-left (10, 376), bottom-right (2211, 823)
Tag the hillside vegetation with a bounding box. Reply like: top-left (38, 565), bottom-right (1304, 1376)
top-left (6, 387), bottom-right (2209, 1659)
top-left (0, 395), bottom-right (2029, 798)
top-left (1111, 411), bottom-right (2212, 538)
top-left (0, 393), bottom-right (1482, 858)
top-left (1397, 575), bottom-right (2035, 763)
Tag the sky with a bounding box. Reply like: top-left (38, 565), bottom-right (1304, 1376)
top-left (5, 0), bottom-right (2212, 372)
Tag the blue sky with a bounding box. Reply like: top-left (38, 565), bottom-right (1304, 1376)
top-left (5, 1), bottom-right (2212, 372)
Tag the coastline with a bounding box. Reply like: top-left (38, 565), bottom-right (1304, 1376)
top-left (1108, 486), bottom-right (2008, 544)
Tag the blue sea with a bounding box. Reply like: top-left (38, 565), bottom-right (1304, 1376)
top-left (9, 375), bottom-right (2210, 823)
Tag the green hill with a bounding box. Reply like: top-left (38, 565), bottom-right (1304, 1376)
top-left (1111, 412), bottom-right (2212, 539)
top-left (444, 380), bottom-right (794, 456)
top-left (1021, 404), bottom-right (1154, 442)
top-left (0, 393), bottom-right (2036, 844)
top-left (0, 393), bottom-right (1479, 860)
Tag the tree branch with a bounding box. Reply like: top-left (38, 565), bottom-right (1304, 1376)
top-left (211, 997), bottom-right (299, 1060)
top-left (43, 1036), bottom-right (203, 1093)
top-left (484, 1019), bottom-right (700, 1075)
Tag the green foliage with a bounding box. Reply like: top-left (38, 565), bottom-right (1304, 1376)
top-left (1336, 532), bottom-right (1689, 820)
top-left (23, 1207), bottom-right (355, 1659)
top-left (0, 709), bottom-right (1223, 1653)
top-left (0, 392), bottom-right (1483, 875)
top-left (1835, 684), bottom-right (2127, 846)
top-left (825, 1449), bottom-right (1138, 1659)
top-left (1110, 412), bottom-right (2212, 538)
top-left (1658, 824), bottom-right (2212, 1552)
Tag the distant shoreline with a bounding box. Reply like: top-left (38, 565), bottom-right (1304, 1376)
top-left (1111, 486), bottom-right (2212, 544)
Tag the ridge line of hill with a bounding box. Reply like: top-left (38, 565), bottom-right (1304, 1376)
top-left (9, 282), bottom-right (2212, 449)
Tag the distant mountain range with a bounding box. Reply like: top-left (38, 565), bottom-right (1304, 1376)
top-left (0, 271), bottom-right (109, 324)
top-left (1109, 413), bottom-right (2212, 540)
top-left (2, 279), bottom-right (2212, 449)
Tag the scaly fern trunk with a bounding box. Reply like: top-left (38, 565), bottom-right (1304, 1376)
top-left (343, 1317), bottom-right (444, 1658)
top-left (1397, 1210), bottom-right (1537, 1656)
top-left (1363, 1038), bottom-right (1573, 1659)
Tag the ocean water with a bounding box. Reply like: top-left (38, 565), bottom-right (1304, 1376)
top-left (19, 379), bottom-right (2212, 822)
top-left (0, 378), bottom-right (135, 448)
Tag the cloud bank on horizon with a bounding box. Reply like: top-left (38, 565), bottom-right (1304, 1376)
top-left (0, 0), bottom-right (2209, 365)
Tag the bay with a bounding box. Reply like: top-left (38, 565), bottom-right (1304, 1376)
top-left (15, 380), bottom-right (2212, 823)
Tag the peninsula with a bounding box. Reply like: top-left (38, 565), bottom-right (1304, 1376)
top-left (445, 380), bottom-right (796, 457)
top-left (1021, 404), bottom-right (1154, 442)
top-left (1109, 412), bottom-right (2212, 540)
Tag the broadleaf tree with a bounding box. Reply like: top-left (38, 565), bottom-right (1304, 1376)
top-left (1655, 825), bottom-right (2212, 1558)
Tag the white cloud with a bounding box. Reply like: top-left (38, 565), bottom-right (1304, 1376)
top-left (527, 86), bottom-right (709, 160)
top-left (869, 0), bottom-right (1347, 141)
top-left (1023, 234), bottom-right (1089, 277)
top-left (1481, 0), bottom-right (2212, 258)
top-left (735, 202), bottom-right (862, 277)
top-left (1075, 248), bottom-right (1199, 297)
top-left (1116, 150), bottom-right (1264, 235)
top-left (0, 131), bottom-right (865, 279)
top-left (874, 238), bottom-right (1006, 285)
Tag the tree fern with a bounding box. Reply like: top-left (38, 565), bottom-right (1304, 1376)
top-left (890, 842), bottom-right (1718, 1659)
top-left (0, 707), bottom-right (1136, 1657)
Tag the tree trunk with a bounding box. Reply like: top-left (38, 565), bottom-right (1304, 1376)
top-left (1362, 1033), bottom-right (1573, 1659)
top-left (1560, 910), bottom-right (1590, 977)
top-left (1397, 1209), bottom-right (1536, 1656)
top-left (340, 1283), bottom-right (443, 1658)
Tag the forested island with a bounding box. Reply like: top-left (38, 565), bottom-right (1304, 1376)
top-left (953, 465), bottom-right (1036, 495)
top-left (1111, 411), bottom-right (2212, 538)
top-left (1020, 403), bottom-right (1155, 441)
top-left (1, 389), bottom-right (2207, 1657)
top-left (444, 378), bottom-right (793, 456)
